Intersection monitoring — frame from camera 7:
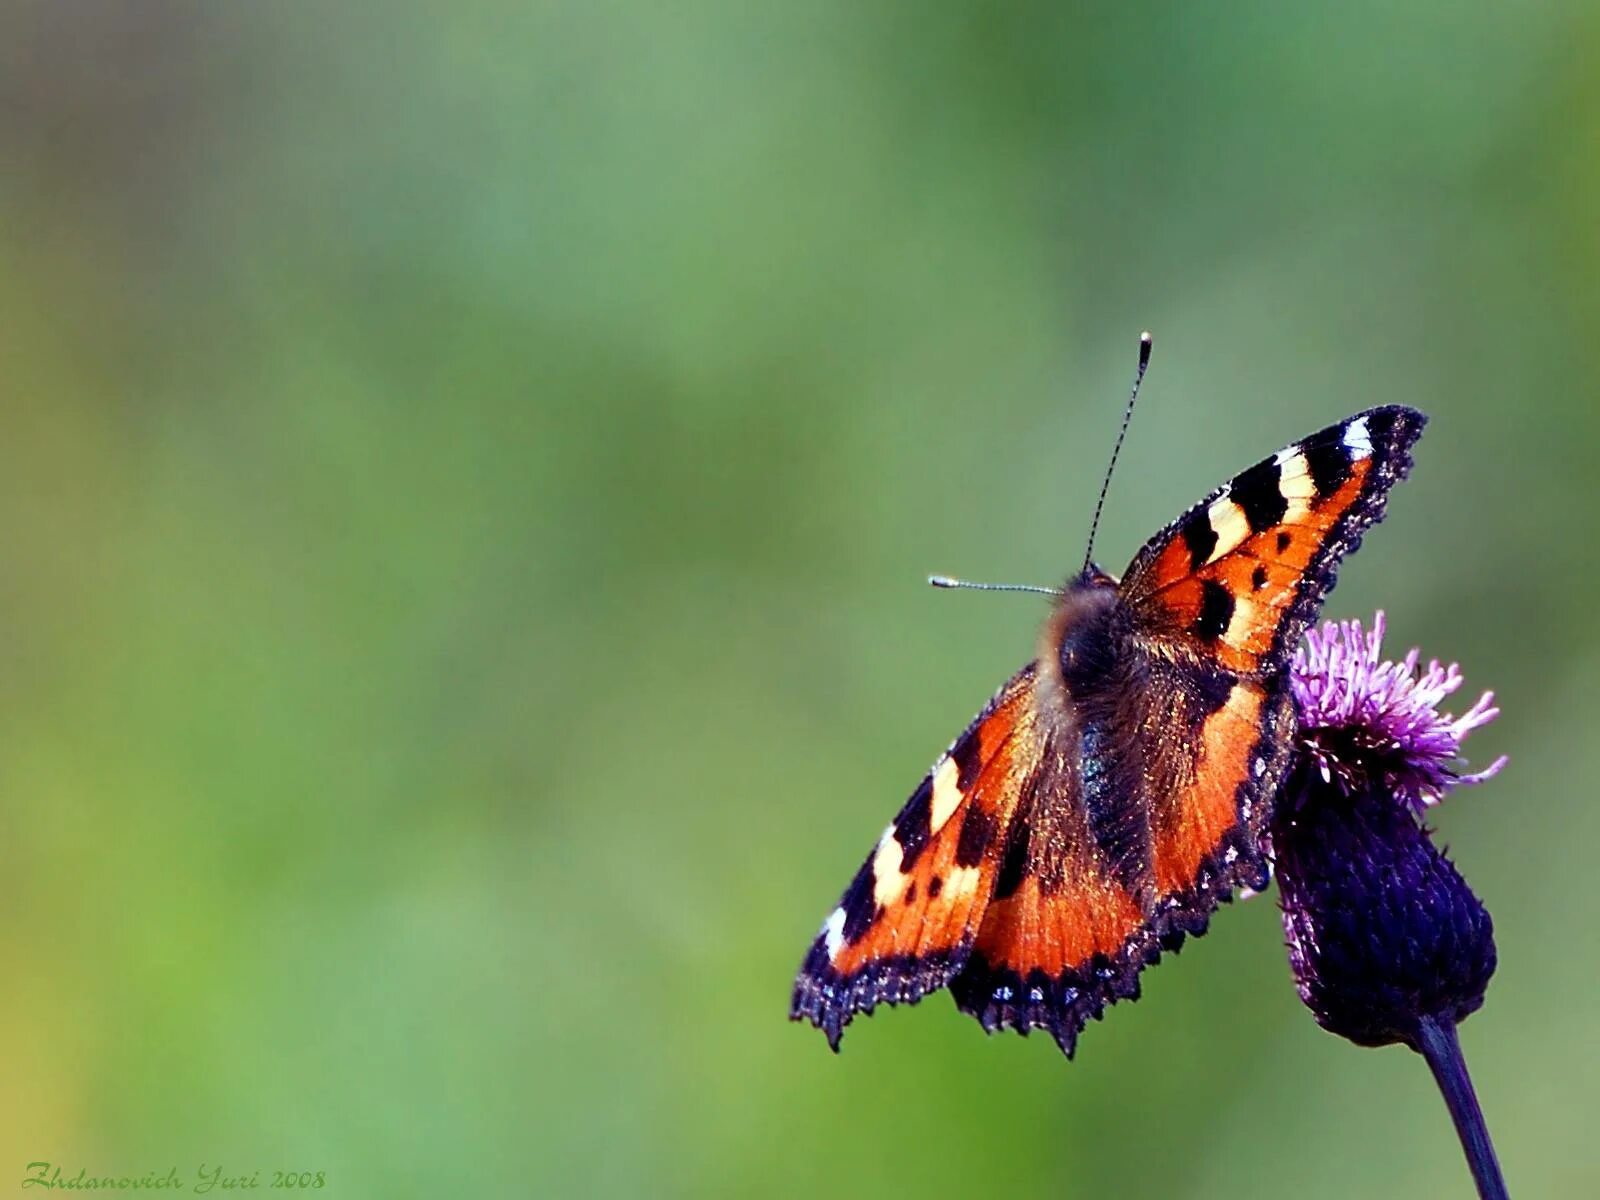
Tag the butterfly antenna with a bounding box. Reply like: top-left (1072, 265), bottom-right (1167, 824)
top-left (928, 575), bottom-right (1062, 596)
top-left (1082, 331), bottom-right (1153, 573)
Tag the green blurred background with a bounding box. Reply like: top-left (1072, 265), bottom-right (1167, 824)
top-left (3, 3), bottom-right (1596, 1197)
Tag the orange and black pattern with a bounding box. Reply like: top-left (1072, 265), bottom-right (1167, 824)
top-left (1122, 406), bottom-right (1426, 678)
top-left (792, 405), bottom-right (1426, 1056)
top-left (789, 666), bottom-right (1041, 1049)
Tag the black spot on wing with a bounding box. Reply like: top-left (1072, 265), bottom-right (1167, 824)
top-left (1186, 661), bottom-right (1238, 717)
top-left (1191, 579), bottom-right (1235, 641)
top-left (1251, 564), bottom-right (1269, 591)
top-left (893, 778), bottom-right (933, 872)
top-left (1305, 439), bottom-right (1352, 500)
top-left (951, 731), bottom-right (986, 790)
top-left (1276, 530), bottom-right (1293, 553)
top-left (993, 820), bottom-right (1030, 900)
top-left (954, 805), bottom-right (997, 868)
top-left (1229, 459), bottom-right (1288, 532)
top-left (928, 875), bottom-right (943, 898)
top-left (1181, 512), bottom-right (1218, 571)
top-left (839, 862), bottom-right (880, 945)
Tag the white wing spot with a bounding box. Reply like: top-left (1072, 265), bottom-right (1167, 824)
top-left (1222, 593), bottom-right (1261, 650)
top-left (871, 834), bottom-right (905, 907)
top-left (1343, 417), bottom-right (1373, 458)
top-left (822, 907), bottom-right (846, 958)
top-left (1274, 448), bottom-right (1316, 518)
top-left (929, 755), bottom-right (963, 832)
top-left (1204, 496), bottom-right (1251, 564)
top-left (944, 865), bottom-right (981, 898)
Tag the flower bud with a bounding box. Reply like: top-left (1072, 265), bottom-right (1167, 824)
top-left (1277, 613), bottom-right (1503, 1047)
top-left (1273, 767), bottom-right (1495, 1047)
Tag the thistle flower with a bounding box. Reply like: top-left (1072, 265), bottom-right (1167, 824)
top-left (1288, 612), bottom-right (1506, 810)
top-left (1275, 612), bottom-right (1508, 1200)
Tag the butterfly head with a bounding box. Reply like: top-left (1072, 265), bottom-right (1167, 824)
top-left (1071, 563), bottom-right (1119, 591)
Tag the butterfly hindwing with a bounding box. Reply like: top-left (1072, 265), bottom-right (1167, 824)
top-left (948, 715), bottom-right (1153, 1056)
top-left (790, 665), bottom-right (1040, 1049)
top-left (948, 648), bottom-right (1296, 1054)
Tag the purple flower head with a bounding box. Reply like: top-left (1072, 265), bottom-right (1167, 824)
top-left (1272, 612), bottom-right (1504, 1052)
top-left (1289, 612), bottom-right (1507, 812)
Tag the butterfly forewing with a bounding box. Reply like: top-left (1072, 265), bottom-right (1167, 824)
top-left (790, 665), bottom-right (1041, 1049)
top-left (1121, 406), bottom-right (1427, 676)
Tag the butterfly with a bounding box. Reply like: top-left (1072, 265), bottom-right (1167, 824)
top-left (790, 343), bottom-right (1426, 1058)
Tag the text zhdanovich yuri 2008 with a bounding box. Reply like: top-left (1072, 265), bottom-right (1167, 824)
top-left (22, 1163), bottom-right (327, 1191)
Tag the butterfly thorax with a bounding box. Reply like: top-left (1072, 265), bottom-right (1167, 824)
top-left (1037, 566), bottom-right (1124, 716)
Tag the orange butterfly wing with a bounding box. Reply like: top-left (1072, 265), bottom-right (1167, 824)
top-left (790, 665), bottom-right (1040, 1049)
